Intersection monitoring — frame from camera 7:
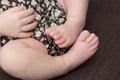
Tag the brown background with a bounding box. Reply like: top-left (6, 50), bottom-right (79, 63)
top-left (0, 0), bottom-right (120, 80)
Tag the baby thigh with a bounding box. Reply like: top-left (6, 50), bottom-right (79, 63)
top-left (0, 38), bottom-right (48, 79)
top-left (0, 38), bottom-right (68, 80)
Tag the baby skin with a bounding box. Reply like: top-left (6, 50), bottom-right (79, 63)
top-left (0, 0), bottom-right (98, 79)
top-left (0, 30), bottom-right (99, 80)
top-left (45, 0), bottom-right (89, 47)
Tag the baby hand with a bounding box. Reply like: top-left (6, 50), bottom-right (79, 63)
top-left (0, 6), bottom-right (38, 38)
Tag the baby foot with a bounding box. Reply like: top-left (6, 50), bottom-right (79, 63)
top-left (45, 25), bottom-right (79, 48)
top-left (63, 30), bottom-right (99, 72)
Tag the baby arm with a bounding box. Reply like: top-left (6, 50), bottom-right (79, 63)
top-left (0, 6), bottom-right (37, 38)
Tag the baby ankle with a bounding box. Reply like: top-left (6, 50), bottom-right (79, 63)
top-left (62, 55), bottom-right (73, 74)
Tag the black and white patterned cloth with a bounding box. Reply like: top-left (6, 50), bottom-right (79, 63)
top-left (0, 0), bottom-right (68, 56)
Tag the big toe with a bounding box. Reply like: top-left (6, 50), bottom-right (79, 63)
top-left (45, 27), bottom-right (56, 36)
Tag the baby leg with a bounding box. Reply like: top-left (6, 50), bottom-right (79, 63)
top-left (0, 38), bottom-right (69, 80)
top-left (0, 30), bottom-right (99, 80)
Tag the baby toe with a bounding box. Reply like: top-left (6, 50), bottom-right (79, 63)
top-left (58, 42), bottom-right (70, 48)
top-left (49, 30), bottom-right (60, 37)
top-left (90, 41), bottom-right (99, 51)
top-left (89, 36), bottom-right (99, 47)
top-left (45, 27), bottom-right (56, 35)
top-left (55, 38), bottom-right (66, 47)
top-left (53, 33), bottom-right (63, 40)
top-left (77, 30), bottom-right (90, 42)
top-left (85, 33), bottom-right (96, 44)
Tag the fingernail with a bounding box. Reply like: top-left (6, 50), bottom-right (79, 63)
top-left (29, 8), bottom-right (34, 11)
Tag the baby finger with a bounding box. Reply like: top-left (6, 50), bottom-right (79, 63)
top-left (21, 21), bottom-right (38, 32)
top-left (18, 32), bottom-right (33, 38)
top-left (20, 14), bottom-right (36, 25)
